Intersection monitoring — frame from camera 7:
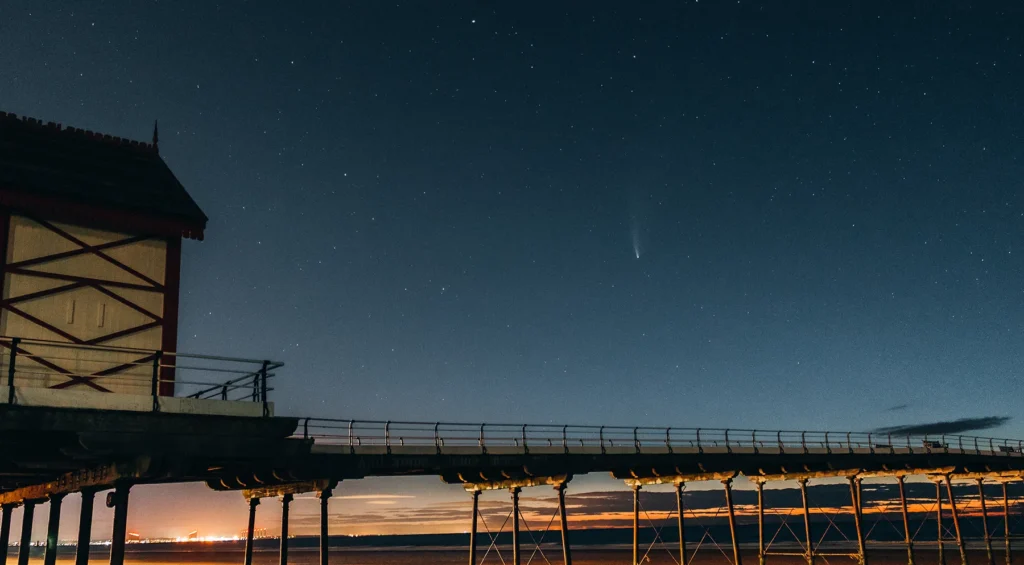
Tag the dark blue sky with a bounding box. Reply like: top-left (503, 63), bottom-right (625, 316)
top-left (2, 1), bottom-right (1022, 434)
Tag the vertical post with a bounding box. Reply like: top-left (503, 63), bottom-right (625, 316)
top-left (0, 505), bottom-right (15, 565)
top-left (279, 494), bottom-right (292, 565)
top-left (755, 480), bottom-right (765, 565)
top-left (897, 476), bottom-right (915, 565)
top-left (243, 498), bottom-right (259, 565)
top-left (557, 483), bottom-right (572, 565)
top-left (318, 489), bottom-right (331, 565)
top-left (724, 478), bottom-right (743, 565)
top-left (937, 481), bottom-right (947, 565)
top-left (633, 483), bottom-right (641, 565)
top-left (43, 494), bottom-right (65, 565)
top-left (978, 480), bottom-right (995, 565)
top-left (799, 479), bottom-right (815, 565)
top-left (107, 483), bottom-right (130, 565)
top-left (7, 337), bottom-right (19, 405)
top-left (945, 477), bottom-right (968, 565)
top-left (260, 361), bottom-right (270, 417)
top-left (1002, 482), bottom-right (1012, 565)
top-left (850, 478), bottom-right (867, 565)
top-left (468, 490), bottom-right (479, 565)
top-left (511, 487), bottom-right (521, 565)
top-left (77, 490), bottom-right (96, 565)
top-left (679, 482), bottom-right (688, 565)
top-left (18, 501), bottom-right (35, 565)
top-left (150, 351), bottom-right (162, 412)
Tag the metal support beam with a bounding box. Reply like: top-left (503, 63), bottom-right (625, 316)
top-left (724, 478), bottom-right (743, 565)
top-left (279, 493), bottom-right (292, 565)
top-left (978, 480), bottom-right (994, 565)
top-left (43, 493), bottom-right (65, 565)
top-left (937, 481), bottom-right (947, 565)
top-left (754, 480), bottom-right (765, 565)
top-left (318, 489), bottom-right (332, 565)
top-left (468, 490), bottom-right (479, 565)
top-left (244, 498), bottom-right (259, 565)
top-left (18, 500), bottom-right (35, 565)
top-left (1003, 482), bottom-right (1012, 565)
top-left (107, 483), bottom-right (130, 565)
top-left (850, 478), bottom-right (867, 565)
top-left (0, 505), bottom-right (14, 565)
top-left (679, 482), bottom-right (688, 565)
top-left (633, 483), bottom-right (641, 565)
top-left (897, 476), bottom-right (914, 565)
top-left (945, 477), bottom-right (968, 565)
top-left (799, 479), bottom-right (815, 565)
top-left (511, 487), bottom-right (521, 565)
top-left (557, 483), bottom-right (572, 565)
top-left (76, 490), bottom-right (96, 565)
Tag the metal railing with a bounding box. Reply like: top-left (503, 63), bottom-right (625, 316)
top-left (0, 336), bottom-right (282, 415)
top-left (296, 418), bottom-right (1024, 457)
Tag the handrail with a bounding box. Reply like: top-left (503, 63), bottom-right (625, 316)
top-left (296, 418), bottom-right (1024, 457)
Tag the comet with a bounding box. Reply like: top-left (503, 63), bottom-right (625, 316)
top-left (631, 217), bottom-right (642, 259)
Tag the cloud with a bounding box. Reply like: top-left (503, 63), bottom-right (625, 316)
top-left (872, 416), bottom-right (1011, 435)
top-left (885, 403), bottom-right (909, 412)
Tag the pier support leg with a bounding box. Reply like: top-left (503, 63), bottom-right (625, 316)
top-left (468, 490), bottom-right (479, 565)
top-left (945, 477), bottom-right (969, 565)
top-left (937, 481), bottom-right (947, 565)
top-left (679, 482), bottom-right (688, 565)
top-left (897, 477), bottom-right (915, 565)
top-left (77, 490), bottom-right (95, 565)
top-left (244, 498), bottom-right (259, 565)
top-left (979, 480), bottom-right (995, 565)
top-left (1003, 483), bottom-right (1012, 565)
top-left (43, 493), bottom-right (65, 565)
top-left (557, 483), bottom-right (572, 565)
top-left (511, 487), bottom-right (521, 565)
top-left (755, 480), bottom-right (765, 565)
top-left (1, 504), bottom-right (15, 565)
top-left (724, 478), bottom-right (743, 565)
top-left (799, 479), bottom-right (815, 565)
top-left (17, 501), bottom-right (34, 565)
top-left (107, 483), bottom-right (131, 565)
top-left (318, 489), bottom-right (332, 565)
top-left (633, 484), bottom-right (641, 565)
top-left (850, 478), bottom-right (867, 565)
top-left (279, 494), bottom-right (293, 565)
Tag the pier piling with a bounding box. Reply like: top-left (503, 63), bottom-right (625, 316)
top-left (511, 487), bottom-right (521, 565)
top-left (0, 504), bottom-right (13, 565)
top-left (633, 483), bottom-right (641, 565)
top-left (107, 483), bottom-right (131, 565)
top-left (279, 493), bottom-right (292, 565)
top-left (937, 481), bottom-right (947, 565)
top-left (1002, 482), bottom-right (1012, 565)
top-left (897, 477), bottom-right (914, 565)
top-left (945, 477), bottom-right (968, 565)
top-left (43, 493), bottom-right (65, 565)
top-left (468, 490), bottom-right (479, 565)
top-left (77, 490), bottom-right (95, 565)
top-left (679, 482), bottom-right (689, 565)
top-left (978, 480), bottom-right (994, 565)
top-left (18, 500), bottom-right (34, 565)
top-left (799, 479), bottom-right (815, 565)
top-left (724, 478), bottom-right (743, 565)
top-left (557, 483), bottom-right (572, 565)
top-left (318, 489), bottom-right (332, 565)
top-left (850, 478), bottom-right (867, 565)
top-left (244, 498), bottom-right (259, 565)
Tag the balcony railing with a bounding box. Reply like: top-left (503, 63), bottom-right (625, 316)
top-left (296, 418), bottom-right (1024, 457)
top-left (0, 336), bottom-right (281, 415)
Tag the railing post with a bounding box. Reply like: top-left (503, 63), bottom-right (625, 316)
top-left (260, 360), bottom-right (270, 416)
top-left (7, 337), bottom-right (19, 405)
top-left (150, 351), bottom-right (162, 412)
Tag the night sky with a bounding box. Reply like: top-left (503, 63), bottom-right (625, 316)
top-left (2, 1), bottom-right (1023, 539)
